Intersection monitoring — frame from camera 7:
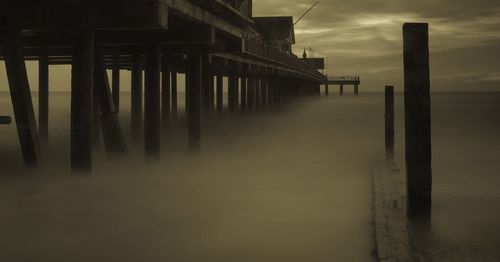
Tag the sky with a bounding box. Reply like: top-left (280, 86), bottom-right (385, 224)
top-left (253, 0), bottom-right (500, 91)
top-left (0, 0), bottom-right (499, 93)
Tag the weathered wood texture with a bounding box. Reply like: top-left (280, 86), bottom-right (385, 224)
top-left (385, 86), bottom-right (395, 161)
top-left (403, 23), bottom-right (432, 218)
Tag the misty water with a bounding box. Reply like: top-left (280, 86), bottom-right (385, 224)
top-left (1, 91), bottom-right (500, 261)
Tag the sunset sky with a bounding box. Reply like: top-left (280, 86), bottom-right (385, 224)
top-left (254, 0), bottom-right (500, 91)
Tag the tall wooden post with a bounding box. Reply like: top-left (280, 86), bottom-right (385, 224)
top-left (403, 23), bottom-right (432, 218)
top-left (112, 57), bottom-right (120, 112)
top-left (131, 53), bottom-right (143, 141)
top-left (385, 86), bottom-right (395, 161)
top-left (4, 30), bottom-right (41, 168)
top-left (171, 69), bottom-right (178, 116)
top-left (39, 54), bottom-right (49, 144)
top-left (144, 43), bottom-right (161, 159)
top-left (216, 74), bottom-right (223, 111)
top-left (161, 59), bottom-right (171, 126)
top-left (240, 76), bottom-right (247, 109)
top-left (71, 29), bottom-right (94, 172)
top-left (187, 55), bottom-right (202, 152)
top-left (228, 74), bottom-right (237, 112)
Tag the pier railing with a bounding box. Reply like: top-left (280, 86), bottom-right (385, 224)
top-left (328, 76), bottom-right (360, 82)
top-left (243, 37), bottom-right (326, 80)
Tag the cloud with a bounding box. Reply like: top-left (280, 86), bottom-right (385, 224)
top-left (253, 0), bottom-right (500, 90)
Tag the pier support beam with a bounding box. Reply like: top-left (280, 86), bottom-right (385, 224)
top-left (161, 60), bottom-right (171, 127)
top-left (112, 58), bottom-right (120, 112)
top-left (187, 54), bottom-right (202, 152)
top-left (144, 43), bottom-right (161, 159)
top-left (39, 54), bottom-right (49, 144)
top-left (4, 30), bottom-right (41, 168)
top-left (325, 83), bottom-right (329, 96)
top-left (247, 75), bottom-right (256, 109)
top-left (131, 53), bottom-right (143, 141)
top-left (340, 84), bottom-right (344, 96)
top-left (216, 74), bottom-right (223, 112)
top-left (228, 74), bottom-right (237, 112)
top-left (240, 75), bottom-right (247, 110)
top-left (385, 86), bottom-right (395, 161)
top-left (202, 56), bottom-right (212, 114)
top-left (403, 23), bottom-right (432, 218)
top-left (171, 70), bottom-right (178, 116)
top-left (70, 29), bottom-right (94, 172)
top-left (354, 84), bottom-right (359, 96)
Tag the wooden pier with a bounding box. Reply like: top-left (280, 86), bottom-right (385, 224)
top-left (326, 76), bottom-right (361, 96)
top-left (0, 0), bottom-right (326, 172)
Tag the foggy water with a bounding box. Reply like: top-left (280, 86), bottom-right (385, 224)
top-left (1, 91), bottom-right (500, 261)
top-left (0, 92), bottom-right (378, 261)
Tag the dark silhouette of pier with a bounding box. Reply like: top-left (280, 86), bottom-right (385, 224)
top-left (0, 0), bottom-right (327, 172)
top-left (325, 76), bottom-right (361, 96)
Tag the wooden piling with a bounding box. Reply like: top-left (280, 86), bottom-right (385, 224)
top-left (171, 70), bottom-right (178, 115)
top-left (403, 23), bottom-right (432, 218)
top-left (39, 54), bottom-right (49, 144)
top-left (325, 83), bottom-right (329, 96)
top-left (385, 86), bottom-right (395, 161)
top-left (71, 29), bottom-right (94, 171)
top-left (247, 75), bottom-right (256, 109)
top-left (94, 54), bottom-right (127, 154)
top-left (144, 43), bottom-right (161, 158)
top-left (112, 57), bottom-right (120, 112)
top-left (187, 55), bottom-right (202, 152)
top-left (216, 74), bottom-right (223, 112)
top-left (354, 84), bottom-right (359, 96)
top-left (202, 56), bottom-right (212, 113)
top-left (241, 76), bottom-right (247, 109)
top-left (340, 84), bottom-right (344, 96)
top-left (131, 53), bottom-right (143, 141)
top-left (228, 75), bottom-right (237, 112)
top-left (161, 60), bottom-right (171, 126)
top-left (4, 30), bottom-right (41, 168)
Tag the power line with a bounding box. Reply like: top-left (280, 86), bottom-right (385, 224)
top-left (294, 1), bottom-right (319, 26)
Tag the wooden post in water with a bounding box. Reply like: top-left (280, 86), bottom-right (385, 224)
top-left (202, 56), bottom-right (212, 114)
top-left (385, 86), bottom-right (395, 161)
top-left (216, 74), bottom-right (223, 112)
top-left (228, 74), bottom-right (237, 112)
top-left (247, 74), bottom-right (256, 109)
top-left (4, 30), bottom-right (41, 168)
top-left (39, 53), bottom-right (49, 144)
top-left (340, 84), bottom-right (344, 96)
top-left (171, 69), bottom-right (178, 116)
top-left (187, 54), bottom-right (202, 152)
top-left (112, 57), bottom-right (120, 112)
top-left (161, 59), bottom-right (171, 127)
top-left (325, 83), bottom-right (329, 96)
top-left (403, 23), bottom-right (432, 218)
top-left (240, 75), bottom-right (247, 110)
top-left (144, 43), bottom-right (161, 159)
top-left (70, 28), bottom-right (94, 172)
top-left (131, 53), bottom-right (143, 141)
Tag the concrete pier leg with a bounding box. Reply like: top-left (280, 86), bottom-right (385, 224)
top-left (161, 60), bottom-right (171, 127)
top-left (39, 54), bottom-right (49, 144)
top-left (240, 76), bottom-right (247, 109)
top-left (144, 43), bottom-right (161, 159)
top-left (403, 23), bottom-right (432, 218)
top-left (70, 29), bottom-right (94, 172)
top-left (112, 58), bottom-right (120, 112)
top-left (354, 84), bottom-right (359, 96)
top-left (131, 53), bottom-right (143, 141)
top-left (340, 84), bottom-right (344, 96)
top-left (385, 86), bottom-right (395, 161)
top-left (4, 30), bottom-right (41, 168)
top-left (187, 55), bottom-right (202, 152)
top-left (171, 70), bottom-right (178, 116)
top-left (216, 74), bottom-right (223, 112)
